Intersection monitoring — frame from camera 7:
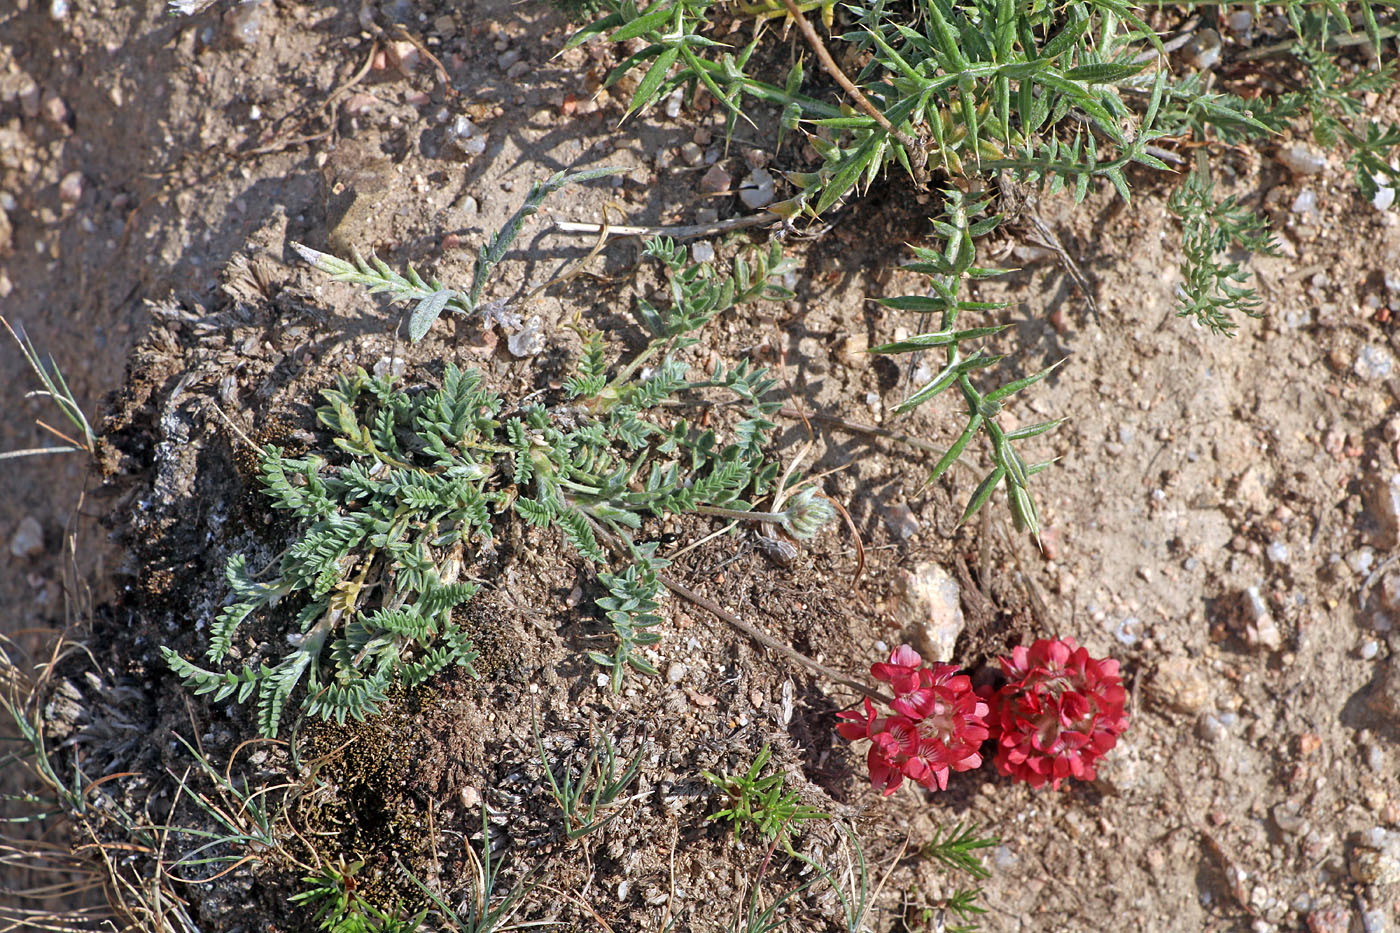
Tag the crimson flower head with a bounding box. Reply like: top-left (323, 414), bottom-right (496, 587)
top-left (837, 645), bottom-right (989, 796)
top-left (983, 637), bottom-right (1128, 790)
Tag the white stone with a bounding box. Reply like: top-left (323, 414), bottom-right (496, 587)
top-left (1277, 144), bottom-right (1325, 174)
top-left (9, 516), bottom-right (43, 558)
top-left (506, 316), bottom-right (545, 358)
top-left (893, 562), bottom-right (963, 662)
top-left (1244, 586), bottom-right (1282, 651)
top-left (738, 168), bottom-right (774, 209)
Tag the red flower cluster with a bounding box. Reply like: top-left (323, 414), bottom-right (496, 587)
top-left (836, 646), bottom-right (989, 795)
top-left (982, 637), bottom-right (1128, 790)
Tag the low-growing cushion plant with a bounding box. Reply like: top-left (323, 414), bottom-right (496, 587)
top-left (162, 235), bottom-right (835, 736)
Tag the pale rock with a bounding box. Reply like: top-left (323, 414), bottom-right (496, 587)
top-left (445, 116), bottom-right (485, 159)
top-left (738, 168), bottom-right (774, 209)
top-left (893, 561), bottom-right (963, 662)
top-left (226, 0), bottom-right (265, 47)
top-left (1303, 907), bottom-right (1349, 933)
top-left (1182, 27), bottom-right (1221, 69)
top-left (1355, 344), bottom-right (1395, 382)
top-left (1243, 586), bottom-right (1283, 651)
top-left (9, 516), bottom-right (43, 558)
top-left (1197, 712), bottom-right (1227, 743)
top-left (1278, 144), bottom-right (1325, 174)
top-left (1233, 465), bottom-right (1269, 513)
top-left (699, 164), bottom-right (731, 195)
top-left (506, 316), bottom-right (545, 357)
top-left (884, 502), bottom-right (920, 541)
top-left (1349, 828), bottom-right (1400, 885)
top-left (41, 91), bottom-right (67, 125)
top-left (57, 171), bottom-right (82, 204)
top-left (1378, 573), bottom-right (1400, 614)
top-left (837, 332), bottom-right (869, 368)
top-left (1148, 656), bottom-right (1212, 714)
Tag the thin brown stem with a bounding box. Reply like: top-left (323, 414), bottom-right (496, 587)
top-left (779, 0), bottom-right (927, 185)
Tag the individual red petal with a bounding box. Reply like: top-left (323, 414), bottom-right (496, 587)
top-left (867, 746), bottom-right (902, 795)
top-left (872, 647), bottom-right (924, 695)
top-left (889, 644), bottom-right (922, 668)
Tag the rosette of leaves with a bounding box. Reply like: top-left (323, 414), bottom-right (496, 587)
top-left (165, 236), bottom-right (825, 732)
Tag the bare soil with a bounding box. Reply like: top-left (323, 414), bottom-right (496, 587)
top-left (3, 1), bottom-right (1400, 931)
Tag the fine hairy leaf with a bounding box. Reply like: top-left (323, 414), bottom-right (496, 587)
top-left (291, 166), bottom-right (622, 342)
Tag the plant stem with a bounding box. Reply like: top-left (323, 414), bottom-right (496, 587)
top-left (779, 0), bottom-right (928, 185)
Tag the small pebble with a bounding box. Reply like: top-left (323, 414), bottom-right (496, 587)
top-left (1362, 640), bottom-right (1380, 660)
top-left (690, 241), bottom-right (714, 263)
top-left (1113, 616), bottom-right (1142, 646)
top-left (1149, 656), bottom-right (1211, 714)
top-left (992, 845), bottom-right (1018, 871)
top-left (1291, 188), bottom-right (1317, 214)
top-left (1354, 344), bottom-right (1395, 381)
top-left (445, 116), bottom-right (485, 159)
top-left (1304, 907), bottom-right (1349, 933)
top-left (1226, 10), bottom-right (1252, 32)
top-left (679, 142), bottom-right (704, 166)
top-left (884, 502), bottom-right (921, 541)
top-left (1243, 586), bottom-right (1282, 651)
top-left (895, 562), bottom-right (964, 662)
top-left (699, 164), bottom-right (731, 195)
top-left (41, 92), bottom-right (67, 125)
top-left (665, 662), bottom-right (687, 684)
top-left (227, 0), bottom-right (264, 47)
top-left (738, 168), bottom-right (775, 209)
top-left (9, 516), bottom-right (44, 558)
top-left (1198, 712), bottom-right (1227, 743)
top-left (58, 171), bottom-right (83, 204)
top-left (1349, 548), bottom-right (1376, 575)
top-left (506, 316), bottom-right (545, 358)
top-left (1272, 800), bottom-right (1306, 835)
top-left (1182, 27), bottom-right (1221, 69)
top-left (1278, 144), bottom-right (1325, 175)
top-left (1266, 541), bottom-right (1288, 563)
